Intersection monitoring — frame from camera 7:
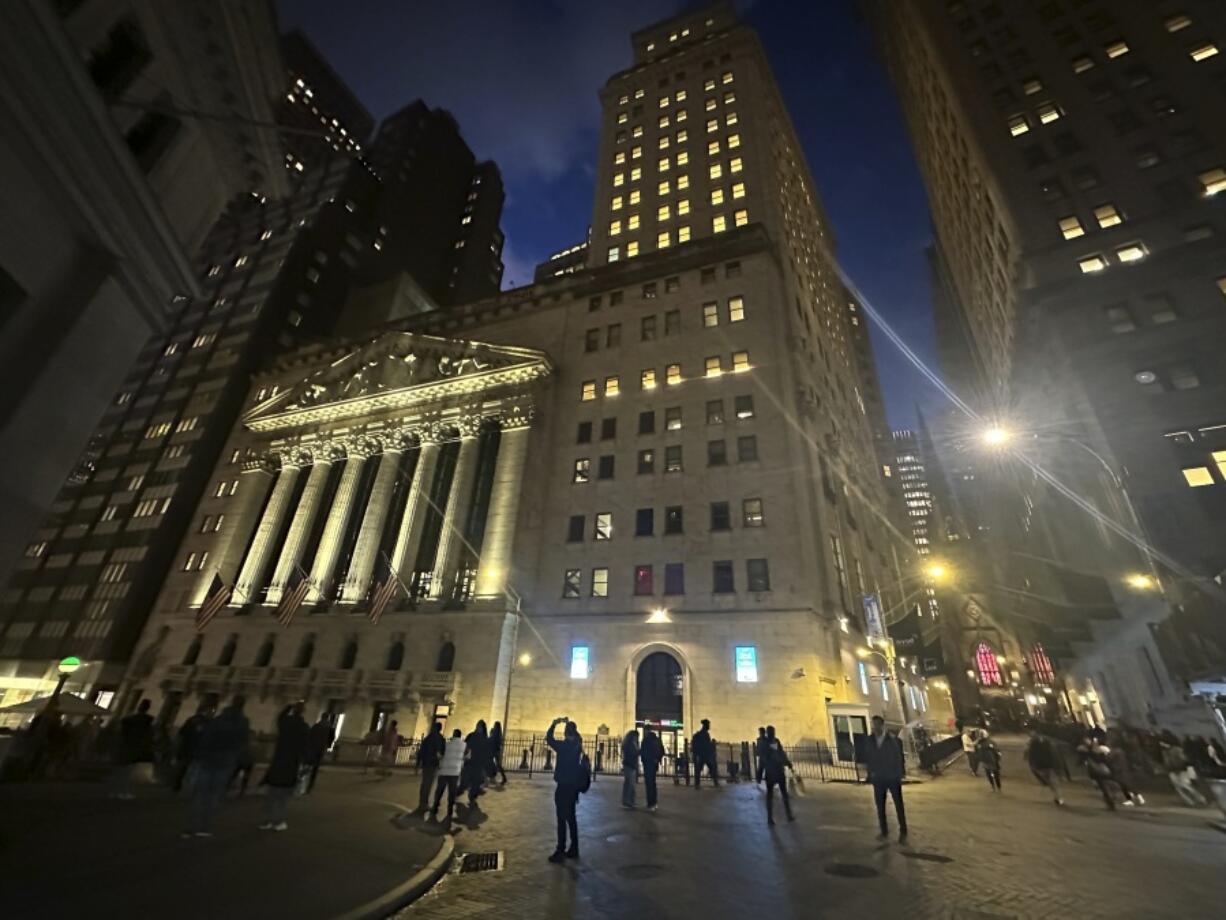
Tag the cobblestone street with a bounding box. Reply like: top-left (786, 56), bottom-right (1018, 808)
top-left (402, 738), bottom-right (1224, 920)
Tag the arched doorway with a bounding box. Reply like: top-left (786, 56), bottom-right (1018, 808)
top-left (635, 651), bottom-right (684, 760)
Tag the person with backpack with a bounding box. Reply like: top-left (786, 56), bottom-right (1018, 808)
top-left (546, 716), bottom-right (586, 863)
top-left (640, 725), bottom-right (664, 812)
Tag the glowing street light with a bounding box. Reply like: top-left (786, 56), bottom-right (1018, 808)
top-left (517, 652), bottom-right (533, 667)
top-left (1125, 573), bottom-right (1157, 591)
top-left (981, 425), bottom-right (1012, 447)
top-left (924, 561), bottom-right (950, 582)
top-left (646, 607), bottom-right (671, 624)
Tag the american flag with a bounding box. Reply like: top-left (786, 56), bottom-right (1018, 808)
top-left (276, 565), bottom-right (312, 627)
top-left (196, 574), bottom-right (232, 632)
top-left (368, 555), bottom-right (400, 625)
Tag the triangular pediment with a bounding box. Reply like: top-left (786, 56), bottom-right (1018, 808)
top-left (245, 331), bottom-right (551, 431)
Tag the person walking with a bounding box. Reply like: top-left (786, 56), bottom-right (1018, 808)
top-left (260, 702), bottom-right (309, 831)
top-left (1105, 740), bottom-right (1144, 806)
top-left (430, 728), bottom-right (466, 822)
top-left (184, 696), bottom-right (249, 838)
top-left (113, 699), bottom-right (155, 799)
top-left (865, 715), bottom-right (908, 842)
top-left (489, 721), bottom-right (509, 785)
top-left (459, 720), bottom-right (489, 805)
top-left (754, 726), bottom-right (767, 785)
top-left (1161, 740), bottom-right (1207, 807)
top-left (377, 719), bottom-right (402, 778)
top-left (761, 725), bottom-right (795, 825)
top-left (961, 725), bottom-right (979, 776)
top-left (691, 719), bottom-right (719, 788)
top-left (1024, 732), bottom-right (1064, 805)
top-left (174, 703), bottom-right (213, 793)
top-left (975, 731), bottom-right (1003, 791)
top-left (304, 714), bottom-right (335, 794)
top-left (546, 716), bottom-right (584, 864)
top-left (1081, 736), bottom-right (1118, 811)
top-left (621, 728), bottom-right (640, 808)
top-left (416, 722), bottom-right (446, 814)
top-left (640, 725), bottom-right (663, 812)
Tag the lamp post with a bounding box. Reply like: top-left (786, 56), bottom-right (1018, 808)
top-left (52, 656), bottom-right (81, 700)
top-left (856, 645), bottom-right (911, 725)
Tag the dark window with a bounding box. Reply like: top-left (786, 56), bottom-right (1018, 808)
top-left (707, 399), bottom-right (725, 424)
top-left (710, 501), bottom-right (731, 531)
top-left (387, 641), bottom-right (405, 671)
top-left (713, 560), bottom-right (735, 593)
top-left (598, 455), bottom-right (615, 479)
top-left (1071, 166), bottom-right (1100, 190)
top-left (641, 315), bottom-right (657, 340)
top-left (124, 98), bottom-right (181, 173)
top-left (665, 276), bottom-right (680, 293)
top-left (665, 406), bottom-right (683, 430)
top-left (664, 563), bottom-right (685, 595)
top-left (737, 435), bottom-right (758, 462)
top-left (606, 324), bottom-right (622, 347)
top-left (87, 18), bottom-right (152, 101)
top-left (340, 640), bottom-right (358, 669)
top-left (747, 558), bottom-right (771, 592)
top-left (577, 421), bottom-right (592, 443)
top-left (216, 637), bottom-right (238, 667)
top-left (634, 565), bottom-right (654, 595)
top-left (296, 639), bottom-right (315, 668)
top-left (664, 310), bottom-right (681, 335)
top-left (255, 639), bottom-right (275, 667)
top-left (637, 449), bottom-right (655, 474)
top-left (635, 508), bottom-right (655, 536)
top-left (609, 290), bottom-right (624, 306)
top-left (1123, 65), bottom-right (1152, 87)
top-left (1132, 145), bottom-right (1162, 169)
top-left (1, 263), bottom-right (27, 327)
top-left (1022, 145), bottom-right (1049, 168)
top-left (601, 417), bottom-right (617, 440)
top-left (725, 261), bottom-right (741, 278)
top-left (1150, 95), bottom-right (1179, 119)
top-left (563, 570), bottom-right (581, 598)
top-left (665, 505), bottom-right (684, 535)
top-left (1039, 176), bottom-right (1067, 200)
top-left (701, 266), bottom-right (717, 284)
top-left (735, 395), bottom-right (755, 419)
top-left (1108, 109), bottom-right (1141, 135)
top-left (639, 410), bottom-right (656, 434)
top-left (183, 637), bottom-right (202, 665)
top-left (1103, 304), bottom-right (1135, 333)
top-left (643, 282), bottom-right (658, 299)
top-left (567, 515), bottom-right (586, 542)
top-left (1053, 132), bottom-right (1082, 156)
top-left (1085, 79), bottom-right (1115, 103)
top-left (665, 445), bottom-right (682, 472)
top-left (707, 440), bottom-right (727, 466)
top-left (585, 329), bottom-right (600, 352)
top-left (589, 296), bottom-right (602, 311)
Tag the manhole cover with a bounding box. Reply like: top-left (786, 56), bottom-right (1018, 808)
top-left (825, 863), bottom-right (879, 878)
top-left (902, 852), bottom-right (954, 864)
top-left (458, 851), bottom-right (504, 874)
top-left (617, 864), bottom-right (665, 880)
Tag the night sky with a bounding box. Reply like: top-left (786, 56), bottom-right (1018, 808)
top-left (277, 0), bottom-right (941, 429)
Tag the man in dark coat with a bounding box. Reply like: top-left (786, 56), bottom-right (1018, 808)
top-left (416, 722), bottom-right (446, 813)
top-left (185, 696), bottom-right (249, 837)
top-left (864, 715), bottom-right (908, 841)
top-left (640, 726), bottom-right (664, 812)
top-left (754, 726), bottom-right (768, 784)
top-left (546, 717), bottom-right (583, 863)
top-left (114, 699), bottom-right (155, 799)
top-left (761, 725), bottom-right (795, 825)
top-left (260, 702), bottom-right (309, 831)
top-left (621, 729), bottom-right (640, 808)
top-left (174, 703), bottom-right (214, 792)
top-left (691, 718), bottom-right (719, 788)
top-left (304, 714), bottom-right (335, 794)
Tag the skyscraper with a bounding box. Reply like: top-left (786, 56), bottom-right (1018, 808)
top-left (870, 0), bottom-right (1226, 723)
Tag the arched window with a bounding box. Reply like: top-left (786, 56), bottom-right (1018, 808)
top-left (340, 639), bottom-right (358, 670)
top-left (386, 640), bottom-right (405, 671)
top-left (295, 636), bottom-right (315, 668)
top-left (217, 634), bottom-right (238, 666)
top-left (975, 642), bottom-right (1003, 686)
top-left (436, 641), bottom-right (455, 672)
top-left (183, 636), bottom-right (202, 666)
top-left (1030, 643), bottom-right (1054, 684)
top-left (255, 635), bottom-right (275, 667)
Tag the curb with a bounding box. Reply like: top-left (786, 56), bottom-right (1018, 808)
top-left (334, 835), bottom-right (455, 920)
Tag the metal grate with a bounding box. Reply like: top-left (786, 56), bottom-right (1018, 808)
top-left (458, 851), bottom-right (504, 874)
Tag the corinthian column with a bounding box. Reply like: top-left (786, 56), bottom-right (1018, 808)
top-left (266, 451), bottom-right (336, 604)
top-left (307, 443), bottom-right (371, 602)
top-left (205, 459), bottom-right (273, 608)
top-left (474, 419), bottom-right (531, 599)
top-left (340, 444), bottom-right (405, 602)
top-left (233, 457), bottom-right (303, 604)
top-left (429, 427), bottom-right (482, 599)
top-left (389, 435), bottom-right (440, 581)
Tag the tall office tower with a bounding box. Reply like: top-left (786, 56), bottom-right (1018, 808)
top-left (870, 0), bottom-right (1226, 725)
top-left (892, 431), bottom-right (936, 558)
top-left (119, 4), bottom-right (948, 752)
top-left (363, 102), bottom-right (506, 306)
top-left (280, 30), bottom-right (375, 175)
top-left (0, 0), bottom-right (291, 595)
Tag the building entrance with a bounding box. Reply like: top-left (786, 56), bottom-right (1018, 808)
top-left (635, 651), bottom-right (684, 765)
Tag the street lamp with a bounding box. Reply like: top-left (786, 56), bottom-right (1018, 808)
top-left (517, 652), bottom-right (533, 667)
top-left (646, 607), bottom-right (671, 624)
top-left (981, 425), bottom-right (1012, 447)
top-left (1125, 573), bottom-right (1158, 591)
top-left (52, 656), bottom-right (81, 699)
top-left (856, 646), bottom-right (911, 724)
top-left (924, 561), bottom-right (950, 582)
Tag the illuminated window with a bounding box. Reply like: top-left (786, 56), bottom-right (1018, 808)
top-left (657, 230), bottom-right (671, 249)
top-left (570, 646), bottom-right (590, 679)
top-left (729, 295), bottom-right (745, 322)
top-left (858, 661), bottom-right (869, 695)
top-left (1116, 242), bottom-right (1147, 263)
top-left (709, 163), bottom-right (723, 180)
top-left (711, 187), bottom-right (725, 205)
top-left (1072, 55), bottom-right (1095, 73)
top-left (677, 129), bottom-right (688, 143)
top-left (1031, 643), bottom-right (1055, 684)
top-left (708, 140), bottom-right (721, 156)
top-left (1094, 203), bottom-right (1123, 228)
top-left (1215, 451), bottom-right (1226, 478)
top-left (594, 512), bottom-right (612, 541)
top-left (612, 195), bottom-right (623, 211)
top-left (1182, 467), bottom-right (1213, 487)
top-left (658, 179), bottom-right (671, 196)
top-left (614, 172), bottom-right (625, 187)
top-left (628, 214), bottom-right (641, 230)
top-left (731, 181), bottom-right (746, 199)
top-left (629, 189), bottom-right (641, 205)
top-left (1198, 168), bottom-right (1226, 196)
top-left (607, 246), bottom-right (620, 263)
top-left (641, 368), bottom-right (657, 389)
top-left (1008, 114), bottom-right (1030, 136)
top-left (581, 380), bottom-right (596, 401)
top-left (1058, 216), bottom-right (1085, 239)
top-left (730, 156), bottom-right (743, 173)
top-left (678, 225), bottom-right (691, 242)
top-left (677, 150), bottom-right (689, 166)
top-left (658, 136), bottom-right (670, 151)
top-left (676, 109), bottom-right (687, 123)
top-left (1190, 43), bottom-right (1219, 62)
top-left (591, 568), bottom-right (609, 598)
top-left (1165, 14), bottom-right (1192, 32)
top-left (743, 498), bottom-right (764, 527)
top-left (1079, 254), bottom-right (1108, 273)
top-left (732, 350), bottom-right (750, 372)
top-left (631, 166), bottom-right (642, 181)
top-left (712, 214), bottom-right (727, 233)
top-left (707, 118), bottom-right (719, 133)
top-left (659, 95), bottom-right (670, 109)
top-left (631, 145), bottom-right (642, 161)
top-left (678, 198), bottom-right (691, 216)
top-left (666, 363), bottom-right (682, 385)
top-left (633, 125), bottom-right (644, 138)
top-left (733, 209), bottom-right (748, 227)
top-left (609, 219), bottom-right (622, 236)
top-left (1104, 39), bottom-right (1130, 59)
top-left (617, 111), bottom-right (628, 124)
top-left (634, 88), bottom-right (644, 99)
top-left (706, 97), bottom-right (717, 112)
top-left (573, 459), bottom-right (591, 483)
top-left (722, 70), bottom-right (734, 84)
top-left (1036, 103), bottom-right (1061, 124)
top-left (725, 111), bottom-right (738, 126)
top-left (1022, 77), bottom-right (1043, 95)
top-left (705, 78), bottom-right (716, 91)
top-left (626, 240), bottom-right (640, 258)
top-left (735, 646), bottom-right (758, 682)
top-left (975, 642), bottom-right (1003, 686)
top-left (675, 89), bottom-right (687, 102)
top-left (657, 204), bottom-right (671, 222)
top-left (727, 133), bottom-right (741, 149)
top-left (703, 302), bottom-right (719, 327)
top-left (658, 156), bottom-right (671, 172)
top-left (615, 151), bottom-right (626, 165)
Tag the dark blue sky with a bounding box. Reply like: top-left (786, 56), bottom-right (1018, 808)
top-left (277, 0), bottom-right (941, 428)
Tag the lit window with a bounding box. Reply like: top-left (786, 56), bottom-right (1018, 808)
top-left (705, 356), bottom-right (723, 378)
top-left (573, 459), bottom-right (591, 483)
top-left (658, 114), bottom-right (671, 130)
top-left (1165, 14), bottom-right (1192, 32)
top-left (1008, 115), bottom-right (1030, 136)
top-left (1182, 467), bottom-right (1213, 487)
top-left (234, 255), bottom-right (248, 268)
top-left (614, 172), bottom-right (625, 187)
top-left (658, 204), bottom-right (671, 222)
top-left (659, 156), bottom-right (671, 172)
top-left (975, 643), bottom-right (1004, 686)
top-left (1104, 40), bottom-right (1130, 59)
top-left (631, 145), bottom-right (642, 160)
top-left (1198, 168), bottom-right (1226, 196)
top-left (708, 140), bottom-right (721, 156)
top-left (727, 134), bottom-right (741, 149)
top-left (707, 118), bottom-right (719, 134)
top-left (629, 189), bottom-right (642, 205)
top-left (605, 375), bottom-right (620, 396)
top-left (609, 219), bottom-right (622, 236)
top-left (703, 302), bottom-right (719, 327)
top-left (709, 163), bottom-right (723, 180)
top-left (676, 150), bottom-right (689, 166)
top-left (581, 380), bottom-right (597, 401)
top-left (611, 197), bottom-right (623, 215)
top-left (705, 78), bottom-right (716, 91)
top-left (858, 661), bottom-right (869, 695)
top-left (635, 89), bottom-right (645, 100)
top-left (615, 151), bottom-right (626, 165)
top-left (666, 363), bottom-right (682, 385)
top-left (1079, 254), bottom-right (1108, 273)
top-left (591, 568), bottom-right (609, 598)
top-left (628, 214), bottom-right (640, 231)
top-left (712, 214), bottom-right (727, 233)
top-left (570, 646), bottom-right (591, 679)
top-left (1214, 451), bottom-right (1226, 479)
top-left (729, 156), bottom-right (743, 173)
top-left (657, 230), bottom-right (671, 249)
top-left (722, 71), bottom-right (734, 84)
top-left (676, 109), bottom-right (687, 123)
top-left (641, 368), bottom-right (657, 389)
top-left (1190, 43), bottom-right (1219, 62)
top-left (731, 181), bottom-right (746, 199)
top-left (726, 111), bottom-right (738, 126)
top-left (732, 351), bottom-right (750, 372)
top-left (617, 111), bottom-right (628, 124)
top-left (675, 89), bottom-right (687, 102)
top-left (733, 209), bottom-right (748, 227)
top-left (711, 187), bottom-right (725, 205)
top-left (743, 498), bottom-right (764, 527)
top-left (633, 125), bottom-right (644, 138)
top-left (678, 225), bottom-right (691, 242)
top-left (627, 241), bottom-right (639, 258)
top-left (1094, 204), bottom-right (1123, 228)
top-left (1036, 103), bottom-right (1061, 124)
top-left (678, 198), bottom-right (691, 216)
top-left (729, 295), bottom-right (745, 322)
top-left (1072, 55), bottom-right (1095, 74)
top-left (607, 246), bottom-right (620, 262)
top-left (1116, 242), bottom-right (1147, 263)
top-left (735, 646), bottom-right (758, 683)
top-left (1022, 77), bottom-right (1043, 95)
top-left (658, 179), bottom-right (671, 196)
top-left (594, 512), bottom-right (612, 541)
top-left (1059, 216), bottom-right (1085, 239)
top-left (706, 97), bottom-right (717, 112)
top-left (677, 129), bottom-right (688, 143)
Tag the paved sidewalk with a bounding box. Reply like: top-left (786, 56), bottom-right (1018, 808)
top-left (1, 768), bottom-right (446, 920)
top-left (401, 741), bottom-right (1224, 920)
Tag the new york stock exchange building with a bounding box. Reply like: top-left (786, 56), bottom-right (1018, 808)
top-left (126, 229), bottom-right (943, 756)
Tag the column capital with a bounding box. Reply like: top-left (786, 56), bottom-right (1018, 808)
top-left (455, 414), bottom-right (486, 439)
top-left (498, 400), bottom-right (536, 431)
top-left (346, 436), bottom-right (381, 459)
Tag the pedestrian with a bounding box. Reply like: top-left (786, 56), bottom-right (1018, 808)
top-left (1161, 741), bottom-right (1207, 807)
top-left (260, 702), bottom-right (309, 831)
top-left (761, 725), bottom-right (795, 825)
top-left (184, 695), bottom-right (249, 838)
top-left (1081, 736), bottom-right (1118, 811)
top-left (459, 720), bottom-right (489, 805)
top-left (377, 719), bottom-right (402, 777)
top-left (621, 728), bottom-right (640, 808)
top-left (754, 726), bottom-right (767, 785)
top-left (865, 715), bottom-right (908, 842)
top-left (430, 728), bottom-right (465, 822)
top-left (304, 713), bottom-right (335, 793)
top-left (1024, 732), bottom-right (1064, 805)
top-left (691, 718), bottom-right (719, 788)
top-left (1105, 740), bottom-right (1144, 806)
top-left (640, 725), bottom-right (663, 812)
top-left (112, 699), bottom-right (155, 799)
top-left (961, 725), bottom-right (979, 776)
top-left (546, 716), bottom-right (585, 864)
top-left (489, 721), bottom-right (509, 785)
top-left (416, 721), bottom-right (446, 814)
top-left (174, 703), bottom-right (214, 793)
top-left (975, 730), bottom-right (1002, 791)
